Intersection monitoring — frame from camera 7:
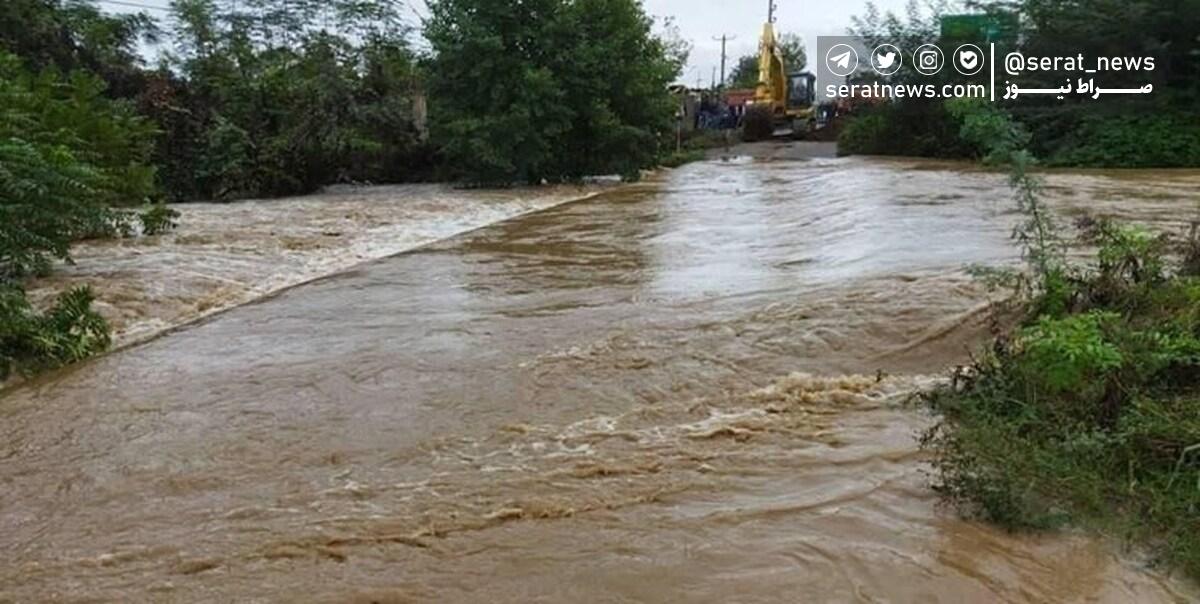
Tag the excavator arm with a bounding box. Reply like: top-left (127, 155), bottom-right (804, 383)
top-left (742, 3), bottom-right (816, 141)
top-left (754, 21), bottom-right (788, 112)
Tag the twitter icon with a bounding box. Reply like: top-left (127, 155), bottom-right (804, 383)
top-left (872, 44), bottom-right (903, 76)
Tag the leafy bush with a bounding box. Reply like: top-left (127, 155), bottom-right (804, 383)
top-left (139, 203), bottom-right (180, 236)
top-left (924, 236), bottom-right (1200, 575)
top-left (0, 51), bottom-right (156, 279)
top-left (0, 284), bottom-right (111, 381)
top-left (1045, 113), bottom-right (1200, 168)
top-left (838, 102), bottom-right (979, 158)
top-left (1018, 311), bottom-right (1124, 394)
top-left (923, 101), bottom-right (1200, 580)
top-left (836, 111), bottom-right (888, 156)
top-left (0, 49), bottom-right (157, 379)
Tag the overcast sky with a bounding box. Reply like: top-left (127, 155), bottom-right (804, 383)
top-left (642, 0), bottom-right (918, 86)
top-left (102, 0), bottom-right (920, 85)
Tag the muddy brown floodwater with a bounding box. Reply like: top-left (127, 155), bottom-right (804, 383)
top-left (24, 183), bottom-right (610, 349)
top-left (3, 153), bottom-right (1199, 602)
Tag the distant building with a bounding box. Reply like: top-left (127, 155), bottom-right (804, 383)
top-left (722, 88), bottom-right (756, 119)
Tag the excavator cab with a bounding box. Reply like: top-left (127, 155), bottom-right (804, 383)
top-left (786, 72), bottom-right (816, 110)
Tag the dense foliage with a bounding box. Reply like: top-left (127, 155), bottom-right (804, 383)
top-left (160, 0), bottom-right (429, 200)
top-left (840, 0), bottom-right (1200, 166)
top-left (837, 101), bottom-right (978, 158)
top-left (1036, 111), bottom-right (1200, 168)
top-left (0, 51), bottom-right (156, 279)
top-left (1013, 0), bottom-right (1200, 166)
top-left (5, 0), bottom-right (690, 199)
top-left (0, 48), bottom-right (155, 378)
top-left (923, 100), bottom-right (1200, 580)
top-left (1, 2), bottom-right (172, 380)
top-left (926, 219), bottom-right (1200, 580)
top-left (0, 285), bottom-right (111, 381)
top-left (424, 0), bottom-right (687, 184)
top-left (0, 0), bottom-right (157, 97)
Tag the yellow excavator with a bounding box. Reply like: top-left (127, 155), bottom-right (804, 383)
top-left (742, 2), bottom-right (817, 141)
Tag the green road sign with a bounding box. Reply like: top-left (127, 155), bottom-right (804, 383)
top-left (940, 13), bottom-right (1018, 44)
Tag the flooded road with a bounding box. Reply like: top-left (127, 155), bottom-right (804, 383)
top-left (25, 183), bottom-right (608, 349)
top-left (3, 154), bottom-right (1199, 602)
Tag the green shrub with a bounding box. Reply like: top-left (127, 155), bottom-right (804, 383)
top-left (837, 112), bottom-right (888, 155)
top-left (139, 203), bottom-right (180, 236)
top-left (923, 111), bottom-right (1200, 578)
top-left (0, 51), bottom-right (156, 279)
top-left (0, 284), bottom-right (111, 381)
top-left (1046, 113), bottom-right (1200, 169)
top-left (657, 149), bottom-right (703, 169)
top-left (926, 253), bottom-right (1200, 568)
top-left (838, 101), bottom-right (979, 159)
top-left (1017, 311), bottom-right (1124, 394)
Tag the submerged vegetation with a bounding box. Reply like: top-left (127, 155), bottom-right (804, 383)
top-left (922, 100), bottom-right (1200, 580)
top-left (0, 285), bottom-right (110, 381)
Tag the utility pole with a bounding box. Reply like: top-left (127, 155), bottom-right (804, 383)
top-left (712, 34), bottom-right (737, 88)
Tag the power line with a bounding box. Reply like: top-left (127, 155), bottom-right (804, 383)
top-left (96, 0), bottom-right (170, 13)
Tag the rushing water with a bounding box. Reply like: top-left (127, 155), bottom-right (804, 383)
top-left (3, 154), bottom-right (1199, 602)
top-left (26, 183), bottom-right (608, 348)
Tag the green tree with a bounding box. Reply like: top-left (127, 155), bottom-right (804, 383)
top-left (727, 32), bottom-right (806, 89)
top-left (0, 285), bottom-right (111, 381)
top-left (844, 0), bottom-right (1200, 167)
top-left (728, 54), bottom-right (759, 89)
top-left (777, 33), bottom-right (807, 72)
top-left (0, 0), bottom-right (157, 97)
top-left (0, 47), bottom-right (156, 378)
top-left (165, 0), bottom-right (424, 199)
top-left (424, 0), bottom-right (684, 184)
top-left (0, 52), bottom-right (156, 278)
